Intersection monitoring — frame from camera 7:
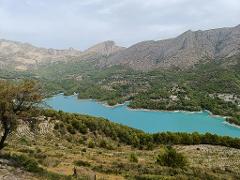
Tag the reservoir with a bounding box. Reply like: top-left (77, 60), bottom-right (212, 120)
top-left (45, 94), bottom-right (240, 137)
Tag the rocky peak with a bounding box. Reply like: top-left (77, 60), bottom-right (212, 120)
top-left (85, 41), bottom-right (125, 56)
top-left (106, 24), bottom-right (240, 70)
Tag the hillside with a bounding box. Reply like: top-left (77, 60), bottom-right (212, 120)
top-left (21, 53), bottom-right (238, 126)
top-left (1, 110), bottom-right (240, 179)
top-left (0, 54), bottom-right (239, 126)
top-left (106, 25), bottom-right (240, 70)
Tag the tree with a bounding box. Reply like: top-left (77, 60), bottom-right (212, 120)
top-left (0, 80), bottom-right (42, 150)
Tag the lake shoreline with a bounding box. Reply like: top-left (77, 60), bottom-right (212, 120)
top-left (76, 96), bottom-right (240, 130)
top-left (69, 94), bottom-right (231, 118)
top-left (222, 121), bottom-right (240, 129)
top-left (46, 94), bottom-right (240, 133)
top-left (50, 94), bottom-right (232, 120)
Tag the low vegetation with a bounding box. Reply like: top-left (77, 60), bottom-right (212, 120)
top-left (156, 146), bottom-right (187, 168)
top-left (1, 109), bottom-right (239, 179)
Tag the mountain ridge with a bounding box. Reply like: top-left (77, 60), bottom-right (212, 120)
top-left (105, 24), bottom-right (240, 70)
top-left (0, 24), bottom-right (240, 71)
top-left (0, 39), bottom-right (82, 70)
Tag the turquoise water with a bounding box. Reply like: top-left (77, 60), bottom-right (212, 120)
top-left (45, 94), bottom-right (240, 137)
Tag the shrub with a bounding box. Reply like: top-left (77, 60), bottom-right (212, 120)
top-left (19, 137), bottom-right (31, 146)
top-left (66, 125), bottom-right (75, 134)
top-left (88, 139), bottom-right (95, 148)
top-left (9, 154), bottom-right (43, 173)
top-left (99, 139), bottom-right (108, 148)
top-left (78, 124), bottom-right (88, 134)
top-left (129, 153), bottom-right (138, 163)
top-left (156, 146), bottom-right (187, 168)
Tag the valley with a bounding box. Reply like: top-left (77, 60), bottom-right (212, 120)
top-left (0, 24), bottom-right (240, 179)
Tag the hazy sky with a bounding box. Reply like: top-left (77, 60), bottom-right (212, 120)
top-left (0, 0), bottom-right (240, 50)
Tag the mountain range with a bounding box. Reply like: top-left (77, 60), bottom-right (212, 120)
top-left (0, 24), bottom-right (240, 71)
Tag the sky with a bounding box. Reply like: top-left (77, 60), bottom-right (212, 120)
top-left (0, 0), bottom-right (240, 50)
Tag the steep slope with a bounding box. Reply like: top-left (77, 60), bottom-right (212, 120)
top-left (107, 24), bottom-right (240, 70)
top-left (0, 39), bottom-right (82, 70)
top-left (79, 41), bottom-right (126, 68)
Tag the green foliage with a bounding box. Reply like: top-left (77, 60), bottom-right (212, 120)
top-left (87, 139), bottom-right (95, 148)
top-left (71, 119), bottom-right (88, 134)
top-left (99, 139), bottom-right (108, 148)
top-left (66, 125), bottom-right (76, 134)
top-left (156, 146), bottom-right (187, 168)
top-left (1, 153), bottom-right (43, 173)
top-left (19, 137), bottom-right (31, 146)
top-left (0, 80), bottom-right (43, 150)
top-left (129, 153), bottom-right (138, 163)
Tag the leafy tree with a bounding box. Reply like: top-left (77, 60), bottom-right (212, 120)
top-left (0, 80), bottom-right (42, 150)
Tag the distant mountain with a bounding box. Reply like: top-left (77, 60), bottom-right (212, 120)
top-left (85, 40), bottom-right (125, 56)
top-left (0, 39), bottom-right (82, 70)
top-left (106, 24), bottom-right (240, 70)
top-left (0, 39), bottom-right (125, 70)
top-left (0, 24), bottom-right (240, 71)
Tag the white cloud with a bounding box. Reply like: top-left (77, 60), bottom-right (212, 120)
top-left (0, 0), bottom-right (239, 50)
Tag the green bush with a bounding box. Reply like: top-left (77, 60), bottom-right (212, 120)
top-left (99, 139), bottom-right (108, 148)
top-left (8, 154), bottom-right (44, 173)
top-left (88, 139), bottom-right (95, 148)
top-left (156, 146), bottom-right (187, 168)
top-left (129, 153), bottom-right (138, 163)
top-left (66, 125), bottom-right (75, 134)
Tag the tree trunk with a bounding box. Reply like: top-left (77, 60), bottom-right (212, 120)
top-left (0, 127), bottom-right (9, 150)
